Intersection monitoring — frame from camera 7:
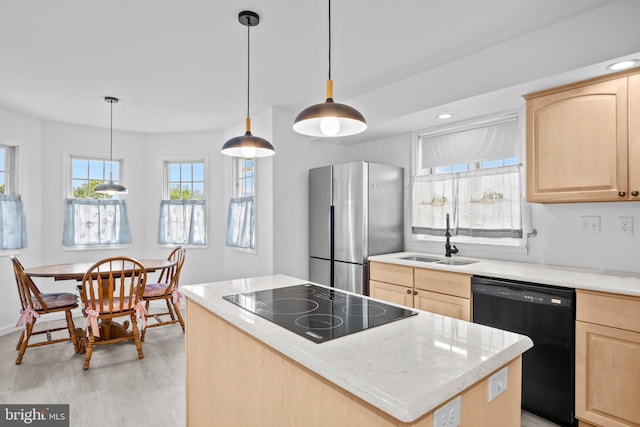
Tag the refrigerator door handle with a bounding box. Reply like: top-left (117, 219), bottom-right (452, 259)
top-left (330, 204), bottom-right (335, 286)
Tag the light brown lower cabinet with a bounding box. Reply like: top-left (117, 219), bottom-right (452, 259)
top-left (370, 261), bottom-right (471, 321)
top-left (186, 298), bottom-right (523, 427)
top-left (575, 290), bottom-right (640, 427)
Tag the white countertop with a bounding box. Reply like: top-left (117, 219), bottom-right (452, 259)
top-left (180, 274), bottom-right (533, 423)
top-left (369, 252), bottom-right (640, 297)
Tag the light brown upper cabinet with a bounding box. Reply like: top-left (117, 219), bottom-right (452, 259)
top-left (524, 68), bottom-right (640, 203)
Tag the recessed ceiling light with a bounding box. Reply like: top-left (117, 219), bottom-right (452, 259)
top-left (437, 113), bottom-right (453, 119)
top-left (607, 59), bottom-right (639, 71)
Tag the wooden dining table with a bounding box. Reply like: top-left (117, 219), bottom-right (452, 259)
top-left (24, 258), bottom-right (175, 281)
top-left (25, 258), bottom-right (175, 351)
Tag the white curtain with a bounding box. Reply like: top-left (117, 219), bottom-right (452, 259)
top-left (0, 194), bottom-right (28, 249)
top-left (63, 198), bottom-right (131, 246)
top-left (413, 113), bottom-right (523, 239)
top-left (158, 199), bottom-right (207, 245)
top-left (412, 166), bottom-right (522, 238)
top-left (225, 196), bottom-right (255, 249)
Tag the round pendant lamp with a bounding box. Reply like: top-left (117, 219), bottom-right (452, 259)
top-left (95, 96), bottom-right (128, 195)
top-left (221, 11), bottom-right (275, 158)
top-left (293, 0), bottom-right (366, 138)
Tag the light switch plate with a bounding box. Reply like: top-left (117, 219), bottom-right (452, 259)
top-left (579, 216), bottom-right (600, 234)
top-left (433, 396), bottom-right (461, 427)
top-left (488, 366), bottom-right (508, 402)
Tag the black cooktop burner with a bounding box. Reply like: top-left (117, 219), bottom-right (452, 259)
top-left (223, 284), bottom-right (418, 343)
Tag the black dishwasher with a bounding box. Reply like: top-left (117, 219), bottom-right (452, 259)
top-left (471, 275), bottom-right (577, 427)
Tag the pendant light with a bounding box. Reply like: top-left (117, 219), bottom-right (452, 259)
top-left (293, 0), bottom-right (366, 138)
top-left (95, 96), bottom-right (128, 195)
top-left (221, 11), bottom-right (275, 158)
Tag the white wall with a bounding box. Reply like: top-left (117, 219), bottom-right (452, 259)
top-left (350, 133), bottom-right (640, 274)
top-left (0, 107), bottom-right (43, 334)
top-left (143, 130), bottom-right (225, 285)
top-left (271, 107), bottom-right (350, 280)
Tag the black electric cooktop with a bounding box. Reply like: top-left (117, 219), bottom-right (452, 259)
top-left (223, 283), bottom-right (418, 343)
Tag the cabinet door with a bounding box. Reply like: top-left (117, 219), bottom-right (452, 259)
top-left (415, 290), bottom-right (470, 321)
top-left (576, 321), bottom-right (640, 427)
top-left (629, 73), bottom-right (640, 200)
top-left (369, 280), bottom-right (413, 308)
top-left (526, 77), bottom-right (628, 202)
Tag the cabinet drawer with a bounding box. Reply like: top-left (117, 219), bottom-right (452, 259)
top-left (577, 290), bottom-right (640, 333)
top-left (369, 262), bottom-right (413, 287)
top-left (414, 268), bottom-right (471, 299)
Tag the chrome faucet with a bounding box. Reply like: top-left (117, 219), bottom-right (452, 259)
top-left (445, 213), bottom-right (458, 257)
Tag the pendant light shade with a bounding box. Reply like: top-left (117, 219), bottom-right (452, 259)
top-left (95, 96), bottom-right (128, 195)
top-left (293, 0), bottom-right (366, 138)
top-left (221, 11), bottom-right (275, 158)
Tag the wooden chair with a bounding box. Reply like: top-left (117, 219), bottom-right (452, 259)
top-left (11, 256), bottom-right (79, 364)
top-left (80, 256), bottom-right (147, 370)
top-left (141, 246), bottom-right (186, 341)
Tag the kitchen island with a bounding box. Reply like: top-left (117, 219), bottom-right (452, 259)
top-left (180, 275), bottom-right (533, 427)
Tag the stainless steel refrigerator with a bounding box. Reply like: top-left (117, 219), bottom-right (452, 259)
top-left (309, 161), bottom-right (404, 295)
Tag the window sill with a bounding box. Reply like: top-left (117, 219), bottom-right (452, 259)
top-left (409, 235), bottom-right (529, 257)
top-left (61, 244), bottom-right (130, 251)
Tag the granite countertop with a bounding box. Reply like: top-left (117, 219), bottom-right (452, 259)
top-left (180, 274), bottom-right (533, 423)
top-left (369, 252), bottom-right (640, 297)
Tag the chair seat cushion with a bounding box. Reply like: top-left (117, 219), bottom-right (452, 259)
top-left (32, 293), bottom-right (78, 310)
top-left (144, 283), bottom-right (170, 297)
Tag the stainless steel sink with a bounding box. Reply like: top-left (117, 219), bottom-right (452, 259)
top-left (435, 259), bottom-right (478, 266)
top-left (400, 256), bottom-right (440, 263)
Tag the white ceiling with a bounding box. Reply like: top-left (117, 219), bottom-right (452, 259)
top-left (1, 0), bottom-right (639, 143)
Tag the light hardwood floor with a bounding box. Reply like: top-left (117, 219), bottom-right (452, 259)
top-left (1, 313), bottom-right (560, 427)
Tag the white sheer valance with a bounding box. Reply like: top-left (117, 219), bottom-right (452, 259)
top-left (225, 196), bottom-right (255, 249)
top-left (419, 115), bottom-right (519, 168)
top-left (158, 199), bottom-right (207, 245)
top-left (0, 194), bottom-right (28, 249)
top-left (63, 198), bottom-right (131, 246)
top-left (412, 165), bottom-right (523, 238)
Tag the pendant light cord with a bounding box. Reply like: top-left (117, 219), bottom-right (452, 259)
top-left (247, 17), bottom-right (251, 120)
top-left (110, 100), bottom-right (113, 163)
top-left (328, 0), bottom-right (332, 81)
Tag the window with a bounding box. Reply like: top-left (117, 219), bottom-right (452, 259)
top-left (63, 155), bottom-right (131, 247)
top-left (0, 144), bottom-right (17, 195)
top-left (226, 158), bottom-right (256, 250)
top-left (158, 160), bottom-right (207, 246)
top-left (412, 113), bottom-right (525, 246)
top-left (70, 156), bottom-right (123, 199)
top-left (0, 144), bottom-right (27, 249)
top-left (166, 161), bottom-right (205, 200)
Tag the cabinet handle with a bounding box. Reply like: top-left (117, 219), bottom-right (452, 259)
top-left (618, 191), bottom-right (627, 197)
top-left (632, 190), bottom-right (639, 197)
top-left (406, 289), bottom-right (412, 294)
top-left (413, 291), bottom-right (418, 295)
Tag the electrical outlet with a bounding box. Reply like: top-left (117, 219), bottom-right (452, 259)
top-left (433, 396), bottom-right (460, 427)
top-left (488, 367), bottom-right (508, 402)
top-left (579, 216), bottom-right (600, 234)
top-left (618, 217), bottom-right (633, 235)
